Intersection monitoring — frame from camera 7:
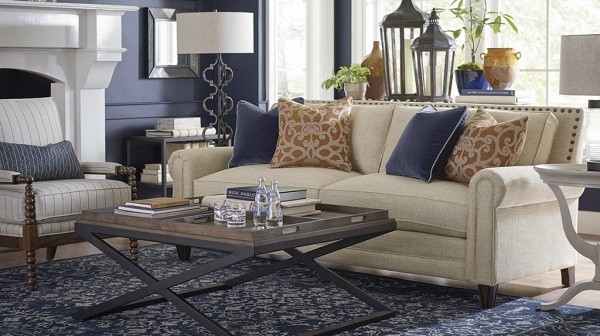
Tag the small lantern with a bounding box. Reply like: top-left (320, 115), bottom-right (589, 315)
top-left (380, 0), bottom-right (429, 101)
top-left (410, 9), bottom-right (457, 102)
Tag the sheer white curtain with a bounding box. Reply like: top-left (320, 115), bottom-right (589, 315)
top-left (266, 0), bottom-right (334, 102)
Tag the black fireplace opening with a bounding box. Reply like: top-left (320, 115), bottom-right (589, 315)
top-left (0, 69), bottom-right (52, 99)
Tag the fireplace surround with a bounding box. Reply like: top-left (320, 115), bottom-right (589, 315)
top-left (0, 1), bottom-right (137, 162)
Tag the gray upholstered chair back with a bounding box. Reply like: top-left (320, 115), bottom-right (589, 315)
top-left (0, 97), bottom-right (63, 146)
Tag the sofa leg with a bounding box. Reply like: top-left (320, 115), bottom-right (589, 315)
top-left (478, 284), bottom-right (498, 309)
top-left (176, 245), bottom-right (191, 261)
top-left (46, 246), bottom-right (57, 260)
top-left (561, 266), bottom-right (575, 287)
top-left (26, 250), bottom-right (37, 290)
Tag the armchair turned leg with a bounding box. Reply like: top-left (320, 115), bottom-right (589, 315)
top-left (118, 166), bottom-right (137, 201)
top-left (26, 250), bottom-right (37, 290)
top-left (561, 267), bottom-right (575, 287)
top-left (46, 246), bottom-right (57, 260)
top-left (129, 238), bottom-right (139, 263)
top-left (478, 284), bottom-right (498, 309)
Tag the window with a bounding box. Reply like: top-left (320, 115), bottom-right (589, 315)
top-left (496, 0), bottom-right (600, 106)
top-left (267, 0), bottom-right (334, 103)
top-left (354, 0), bottom-right (600, 105)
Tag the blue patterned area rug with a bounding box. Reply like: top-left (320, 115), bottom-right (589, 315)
top-left (1, 244), bottom-right (599, 335)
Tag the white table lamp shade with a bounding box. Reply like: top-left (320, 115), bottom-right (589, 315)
top-left (176, 12), bottom-right (254, 54)
top-left (560, 34), bottom-right (600, 96)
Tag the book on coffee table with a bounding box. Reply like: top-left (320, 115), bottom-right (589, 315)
top-left (117, 203), bottom-right (200, 215)
top-left (226, 186), bottom-right (307, 202)
top-left (114, 207), bottom-right (209, 218)
top-left (124, 197), bottom-right (190, 209)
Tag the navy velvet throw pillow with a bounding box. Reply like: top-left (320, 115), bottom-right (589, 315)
top-left (0, 140), bottom-right (84, 181)
top-left (229, 98), bottom-right (304, 168)
top-left (385, 105), bottom-right (467, 182)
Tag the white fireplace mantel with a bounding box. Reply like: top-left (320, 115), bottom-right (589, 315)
top-left (0, 1), bottom-right (138, 162)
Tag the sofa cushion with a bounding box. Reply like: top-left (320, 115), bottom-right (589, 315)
top-left (270, 97), bottom-right (353, 172)
top-left (229, 98), bottom-right (304, 168)
top-left (320, 173), bottom-right (469, 238)
top-left (193, 164), bottom-right (361, 199)
top-left (0, 140), bottom-right (84, 181)
top-left (386, 105), bottom-right (467, 182)
top-left (445, 109), bottom-right (529, 184)
top-left (0, 179), bottom-right (132, 231)
top-left (348, 104), bottom-right (395, 174)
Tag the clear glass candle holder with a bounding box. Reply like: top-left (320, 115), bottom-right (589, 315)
top-left (586, 141), bottom-right (600, 171)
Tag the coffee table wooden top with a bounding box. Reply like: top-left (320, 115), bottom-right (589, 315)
top-left (76, 204), bottom-right (396, 255)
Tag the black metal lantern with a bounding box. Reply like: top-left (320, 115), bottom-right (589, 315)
top-left (380, 0), bottom-right (429, 101)
top-left (410, 9), bottom-right (457, 102)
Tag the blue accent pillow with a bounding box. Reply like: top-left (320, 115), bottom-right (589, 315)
top-left (0, 140), bottom-right (84, 181)
top-left (229, 98), bottom-right (304, 168)
top-left (385, 105), bottom-right (467, 182)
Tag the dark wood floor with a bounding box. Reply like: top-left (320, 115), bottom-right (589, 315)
top-left (1, 236), bottom-right (598, 308)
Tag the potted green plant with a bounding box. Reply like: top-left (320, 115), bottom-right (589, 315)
top-left (321, 63), bottom-right (371, 100)
top-left (443, 0), bottom-right (518, 91)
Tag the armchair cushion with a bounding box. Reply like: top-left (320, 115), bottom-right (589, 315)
top-left (80, 162), bottom-right (123, 175)
top-left (0, 179), bottom-right (132, 235)
top-left (0, 140), bottom-right (83, 181)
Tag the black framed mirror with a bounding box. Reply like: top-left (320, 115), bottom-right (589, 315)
top-left (147, 8), bottom-right (199, 79)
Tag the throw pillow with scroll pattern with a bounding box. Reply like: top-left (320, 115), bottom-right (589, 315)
top-left (270, 96), bottom-right (353, 172)
top-left (0, 140), bottom-right (84, 181)
top-left (445, 108), bottom-right (529, 184)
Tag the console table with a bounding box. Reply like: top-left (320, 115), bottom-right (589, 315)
top-left (534, 163), bottom-right (600, 310)
top-left (126, 135), bottom-right (219, 196)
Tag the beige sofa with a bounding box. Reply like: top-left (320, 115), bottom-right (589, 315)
top-left (169, 100), bottom-right (586, 308)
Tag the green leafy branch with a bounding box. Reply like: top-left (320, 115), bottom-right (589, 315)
top-left (321, 63), bottom-right (371, 90)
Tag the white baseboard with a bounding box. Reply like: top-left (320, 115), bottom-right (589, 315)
top-left (578, 211), bottom-right (600, 236)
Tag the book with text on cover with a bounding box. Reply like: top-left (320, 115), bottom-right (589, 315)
top-left (124, 197), bottom-right (190, 209)
top-left (226, 186), bottom-right (307, 202)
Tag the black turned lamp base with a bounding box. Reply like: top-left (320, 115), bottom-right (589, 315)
top-left (587, 160), bottom-right (600, 172)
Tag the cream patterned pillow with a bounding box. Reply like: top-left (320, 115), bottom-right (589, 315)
top-left (445, 108), bottom-right (528, 184)
top-left (270, 97), bottom-right (353, 171)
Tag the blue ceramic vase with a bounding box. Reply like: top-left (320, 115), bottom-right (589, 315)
top-left (455, 69), bottom-right (491, 92)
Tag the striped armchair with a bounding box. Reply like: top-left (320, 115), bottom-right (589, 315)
top-left (0, 98), bottom-right (137, 290)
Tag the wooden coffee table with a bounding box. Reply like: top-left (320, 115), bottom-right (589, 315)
top-left (73, 204), bottom-right (396, 335)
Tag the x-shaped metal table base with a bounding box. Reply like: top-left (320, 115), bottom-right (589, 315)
top-left (73, 225), bottom-right (395, 336)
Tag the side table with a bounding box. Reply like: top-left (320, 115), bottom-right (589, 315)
top-left (534, 163), bottom-right (600, 310)
top-left (126, 135), bottom-right (219, 197)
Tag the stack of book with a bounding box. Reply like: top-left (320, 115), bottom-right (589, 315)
top-left (115, 197), bottom-right (205, 218)
top-left (145, 117), bottom-right (217, 138)
top-left (454, 89), bottom-right (537, 105)
top-left (140, 163), bottom-right (172, 184)
top-left (202, 186), bottom-right (320, 216)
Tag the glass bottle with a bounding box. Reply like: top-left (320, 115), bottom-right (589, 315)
top-left (252, 177), bottom-right (267, 227)
top-left (266, 180), bottom-right (283, 228)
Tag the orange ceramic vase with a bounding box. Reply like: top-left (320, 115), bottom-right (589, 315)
top-left (361, 41), bottom-right (386, 100)
top-left (481, 48), bottom-right (521, 90)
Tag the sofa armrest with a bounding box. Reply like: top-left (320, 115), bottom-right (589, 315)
top-left (468, 166), bottom-right (583, 209)
top-left (168, 147), bottom-right (234, 198)
top-left (465, 165), bottom-right (584, 286)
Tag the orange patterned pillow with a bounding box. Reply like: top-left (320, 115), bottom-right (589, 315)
top-left (270, 97), bottom-right (353, 171)
top-left (445, 108), bottom-right (528, 184)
